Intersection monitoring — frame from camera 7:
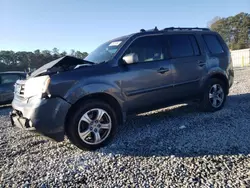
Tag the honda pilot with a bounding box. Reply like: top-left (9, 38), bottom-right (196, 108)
top-left (10, 27), bottom-right (234, 150)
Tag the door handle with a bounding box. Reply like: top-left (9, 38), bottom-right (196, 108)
top-left (198, 61), bottom-right (206, 67)
top-left (157, 67), bottom-right (169, 74)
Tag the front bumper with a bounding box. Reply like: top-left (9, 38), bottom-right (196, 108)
top-left (10, 96), bottom-right (71, 141)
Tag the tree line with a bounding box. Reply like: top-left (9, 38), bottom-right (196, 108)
top-left (209, 12), bottom-right (250, 50)
top-left (0, 48), bottom-right (88, 72)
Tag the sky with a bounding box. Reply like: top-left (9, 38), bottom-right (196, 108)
top-left (1, 0), bottom-right (250, 53)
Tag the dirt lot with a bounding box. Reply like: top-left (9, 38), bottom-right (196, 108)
top-left (1, 68), bottom-right (250, 187)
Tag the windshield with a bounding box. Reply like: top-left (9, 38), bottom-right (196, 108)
top-left (84, 38), bottom-right (127, 64)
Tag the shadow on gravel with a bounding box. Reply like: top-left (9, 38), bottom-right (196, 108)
top-left (101, 93), bottom-right (250, 157)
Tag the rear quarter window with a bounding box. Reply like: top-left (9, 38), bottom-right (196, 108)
top-left (203, 34), bottom-right (224, 54)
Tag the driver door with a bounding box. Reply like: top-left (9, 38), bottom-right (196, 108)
top-left (119, 35), bottom-right (174, 113)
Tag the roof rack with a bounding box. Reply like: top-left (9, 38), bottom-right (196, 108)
top-left (140, 26), bottom-right (159, 32)
top-left (163, 27), bottom-right (210, 31)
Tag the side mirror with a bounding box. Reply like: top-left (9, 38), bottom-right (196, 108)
top-left (122, 53), bottom-right (139, 64)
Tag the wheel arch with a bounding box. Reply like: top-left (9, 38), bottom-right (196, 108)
top-left (209, 74), bottom-right (229, 94)
top-left (65, 92), bottom-right (124, 131)
top-left (202, 72), bottom-right (229, 95)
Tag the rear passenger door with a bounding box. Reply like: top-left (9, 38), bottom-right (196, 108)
top-left (166, 34), bottom-right (206, 98)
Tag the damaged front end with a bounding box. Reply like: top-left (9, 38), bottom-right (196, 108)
top-left (10, 56), bottom-right (93, 141)
top-left (29, 55), bottom-right (95, 77)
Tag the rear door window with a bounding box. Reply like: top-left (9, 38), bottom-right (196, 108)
top-left (168, 35), bottom-right (195, 58)
top-left (203, 34), bottom-right (224, 54)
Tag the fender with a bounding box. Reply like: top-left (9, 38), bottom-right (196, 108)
top-left (64, 82), bottom-right (125, 107)
top-left (199, 67), bottom-right (229, 93)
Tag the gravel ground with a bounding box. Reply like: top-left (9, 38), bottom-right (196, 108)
top-left (1, 68), bottom-right (250, 188)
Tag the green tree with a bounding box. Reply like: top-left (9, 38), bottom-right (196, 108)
top-left (60, 51), bottom-right (67, 56)
top-left (52, 48), bottom-right (59, 55)
top-left (0, 48), bottom-right (88, 72)
top-left (0, 51), bottom-right (16, 65)
top-left (210, 12), bottom-right (250, 50)
top-left (75, 51), bottom-right (88, 59)
top-left (70, 49), bottom-right (75, 56)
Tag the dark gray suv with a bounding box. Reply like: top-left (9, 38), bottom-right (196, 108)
top-left (10, 27), bottom-right (234, 150)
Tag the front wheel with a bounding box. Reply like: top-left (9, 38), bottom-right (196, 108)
top-left (200, 78), bottom-right (227, 112)
top-left (66, 100), bottom-right (118, 150)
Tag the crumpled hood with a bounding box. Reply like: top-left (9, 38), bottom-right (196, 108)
top-left (30, 56), bottom-right (93, 77)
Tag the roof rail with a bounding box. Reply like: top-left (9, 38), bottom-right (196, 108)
top-left (140, 26), bottom-right (159, 32)
top-left (163, 27), bottom-right (210, 31)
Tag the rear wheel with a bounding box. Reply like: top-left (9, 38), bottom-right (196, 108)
top-left (66, 100), bottom-right (117, 150)
top-left (200, 78), bottom-right (227, 112)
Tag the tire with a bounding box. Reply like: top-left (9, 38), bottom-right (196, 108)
top-left (200, 78), bottom-right (227, 112)
top-left (66, 100), bottom-right (118, 150)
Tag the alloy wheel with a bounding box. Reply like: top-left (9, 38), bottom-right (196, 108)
top-left (209, 84), bottom-right (225, 108)
top-left (78, 108), bottom-right (112, 145)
